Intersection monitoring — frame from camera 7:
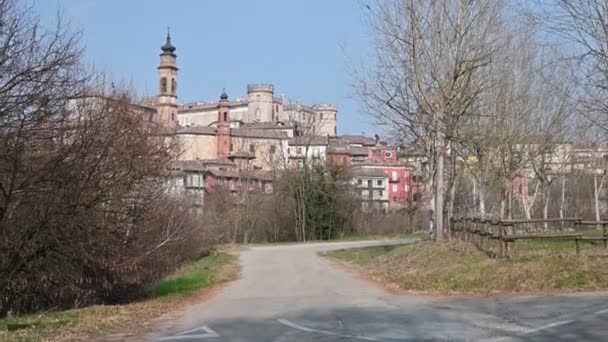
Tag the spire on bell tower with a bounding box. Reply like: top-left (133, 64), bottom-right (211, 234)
top-left (156, 28), bottom-right (179, 127)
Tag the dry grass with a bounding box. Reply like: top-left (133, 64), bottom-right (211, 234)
top-left (0, 254), bottom-right (239, 342)
top-left (327, 240), bottom-right (608, 295)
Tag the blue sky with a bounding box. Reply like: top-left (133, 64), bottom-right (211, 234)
top-left (32, 0), bottom-right (377, 135)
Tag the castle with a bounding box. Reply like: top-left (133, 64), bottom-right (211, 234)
top-left (151, 32), bottom-right (418, 210)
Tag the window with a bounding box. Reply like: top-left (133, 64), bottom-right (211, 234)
top-left (367, 180), bottom-right (372, 187)
top-left (287, 147), bottom-right (290, 154)
top-left (230, 143), bottom-right (233, 152)
top-left (171, 113), bottom-right (175, 121)
top-left (385, 151), bottom-right (392, 158)
top-left (270, 145), bottom-right (276, 154)
top-left (357, 179), bottom-right (362, 186)
top-left (377, 180), bottom-right (383, 186)
top-left (160, 77), bottom-right (167, 93)
top-left (296, 147), bottom-right (302, 154)
top-left (379, 190), bottom-right (383, 197)
top-left (217, 178), bottom-right (224, 185)
top-left (223, 112), bottom-right (227, 121)
top-left (393, 196), bottom-right (397, 202)
top-left (392, 171), bottom-right (398, 181)
top-left (265, 183), bottom-right (273, 194)
top-left (249, 144), bottom-right (255, 153)
top-left (392, 184), bottom-right (397, 192)
top-left (320, 113), bottom-right (324, 120)
top-left (171, 78), bottom-right (176, 93)
top-left (313, 148), bottom-right (320, 159)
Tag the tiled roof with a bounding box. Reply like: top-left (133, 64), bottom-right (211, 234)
top-left (231, 128), bottom-right (289, 139)
top-left (178, 100), bottom-right (248, 112)
top-left (288, 135), bottom-right (329, 146)
top-left (176, 126), bottom-right (216, 135)
top-left (354, 159), bottom-right (411, 167)
top-left (332, 135), bottom-right (377, 146)
top-left (327, 143), bottom-right (370, 156)
top-left (347, 146), bottom-right (369, 156)
top-left (349, 167), bottom-right (388, 178)
top-left (169, 160), bottom-right (207, 171)
top-left (208, 169), bottom-right (276, 181)
top-left (241, 121), bottom-right (294, 129)
top-left (170, 158), bottom-right (235, 171)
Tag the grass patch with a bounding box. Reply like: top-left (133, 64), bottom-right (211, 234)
top-left (326, 240), bottom-right (608, 295)
top-left (336, 231), bottom-right (426, 242)
top-left (0, 254), bottom-right (238, 342)
top-left (146, 254), bottom-right (235, 298)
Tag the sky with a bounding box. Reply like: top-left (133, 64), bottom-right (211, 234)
top-left (31, 0), bottom-right (377, 136)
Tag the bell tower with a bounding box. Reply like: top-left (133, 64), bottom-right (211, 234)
top-left (217, 90), bottom-right (231, 158)
top-left (157, 29), bottom-right (178, 126)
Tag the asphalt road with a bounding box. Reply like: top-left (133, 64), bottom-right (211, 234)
top-left (147, 239), bottom-right (608, 341)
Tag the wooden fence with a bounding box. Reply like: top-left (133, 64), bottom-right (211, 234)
top-left (450, 217), bottom-right (608, 258)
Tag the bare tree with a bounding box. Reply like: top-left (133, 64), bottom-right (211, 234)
top-left (536, 0), bottom-right (608, 134)
top-left (0, 0), bottom-right (207, 316)
top-left (356, 0), bottom-right (506, 240)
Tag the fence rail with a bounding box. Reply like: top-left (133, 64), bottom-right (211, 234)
top-left (450, 217), bottom-right (608, 258)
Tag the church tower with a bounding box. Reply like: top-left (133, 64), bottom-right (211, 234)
top-left (217, 90), bottom-right (231, 158)
top-left (157, 30), bottom-right (178, 126)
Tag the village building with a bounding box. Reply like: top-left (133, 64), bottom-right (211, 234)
top-left (149, 33), bottom-right (422, 209)
top-left (350, 167), bottom-right (390, 211)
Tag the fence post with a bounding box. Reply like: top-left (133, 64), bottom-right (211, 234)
top-left (498, 222), bottom-right (504, 258)
top-left (602, 223), bottom-right (608, 249)
top-left (575, 237), bottom-right (580, 256)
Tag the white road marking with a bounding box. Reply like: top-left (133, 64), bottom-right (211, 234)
top-left (277, 318), bottom-right (384, 341)
top-left (481, 307), bottom-right (608, 342)
top-left (477, 337), bottom-right (516, 342)
top-left (522, 319), bottom-right (574, 335)
top-left (159, 326), bottom-right (220, 340)
top-left (478, 318), bottom-right (578, 341)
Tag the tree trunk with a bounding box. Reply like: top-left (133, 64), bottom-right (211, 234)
top-left (446, 150), bottom-right (457, 241)
top-left (500, 187), bottom-right (506, 221)
top-left (508, 184), bottom-right (513, 220)
top-left (594, 173), bottom-right (603, 225)
top-left (472, 177), bottom-right (478, 214)
top-left (542, 179), bottom-right (549, 229)
top-left (435, 139), bottom-right (445, 241)
top-left (479, 182), bottom-right (486, 219)
top-left (560, 175), bottom-right (565, 220)
top-left (543, 188), bottom-right (549, 222)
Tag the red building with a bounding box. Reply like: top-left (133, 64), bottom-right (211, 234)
top-left (368, 143), bottom-right (398, 161)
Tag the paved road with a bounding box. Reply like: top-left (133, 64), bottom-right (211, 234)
top-left (147, 239), bottom-right (608, 341)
